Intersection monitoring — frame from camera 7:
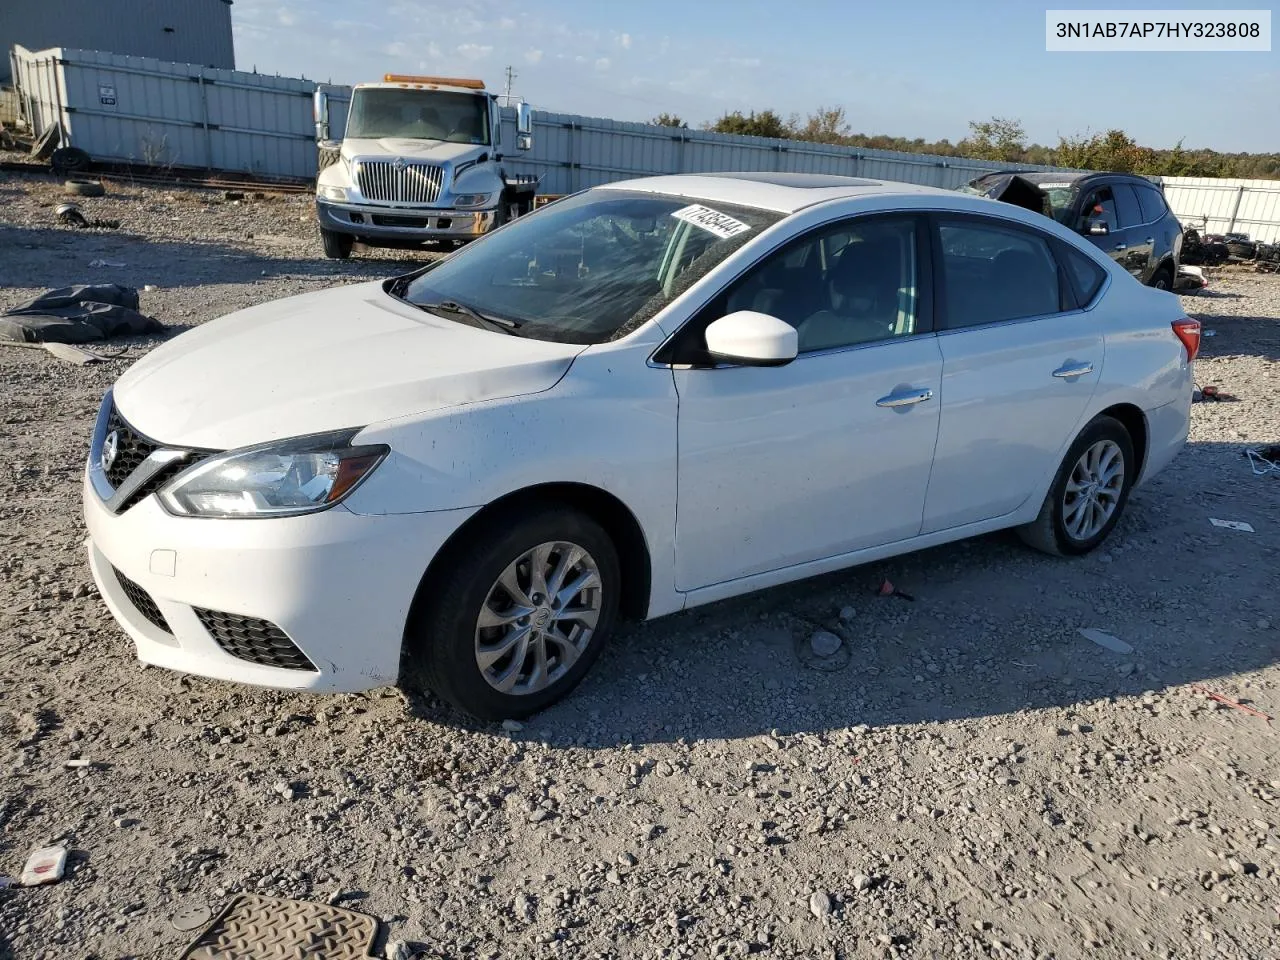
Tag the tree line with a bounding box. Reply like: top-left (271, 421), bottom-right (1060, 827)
top-left (648, 109), bottom-right (1280, 180)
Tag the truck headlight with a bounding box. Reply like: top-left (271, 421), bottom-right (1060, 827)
top-left (453, 193), bottom-right (495, 209)
top-left (159, 430), bottom-right (388, 519)
top-left (318, 184), bottom-right (348, 202)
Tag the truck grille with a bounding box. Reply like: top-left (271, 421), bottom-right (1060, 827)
top-left (356, 160), bottom-right (445, 204)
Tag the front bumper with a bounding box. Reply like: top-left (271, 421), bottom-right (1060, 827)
top-left (316, 199), bottom-right (497, 241)
top-left (83, 470), bottom-right (476, 692)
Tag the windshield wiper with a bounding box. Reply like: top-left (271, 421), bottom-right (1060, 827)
top-left (419, 299), bottom-right (521, 335)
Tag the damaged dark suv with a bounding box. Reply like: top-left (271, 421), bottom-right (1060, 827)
top-left (967, 172), bottom-right (1182, 290)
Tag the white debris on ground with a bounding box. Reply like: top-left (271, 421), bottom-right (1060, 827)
top-left (1, 166), bottom-right (1278, 959)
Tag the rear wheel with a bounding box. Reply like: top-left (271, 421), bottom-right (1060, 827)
top-left (1018, 415), bottom-right (1136, 556)
top-left (1149, 265), bottom-right (1174, 290)
top-left (404, 504), bottom-right (621, 719)
top-left (320, 228), bottom-right (353, 259)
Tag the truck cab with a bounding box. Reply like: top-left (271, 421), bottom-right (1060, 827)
top-left (313, 74), bottom-right (536, 259)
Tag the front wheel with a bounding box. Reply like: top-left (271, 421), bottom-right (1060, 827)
top-left (1018, 415), bottom-right (1136, 556)
top-left (320, 228), bottom-right (353, 259)
top-left (405, 504), bottom-right (621, 719)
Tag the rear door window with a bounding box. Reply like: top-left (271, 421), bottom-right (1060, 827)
top-left (1135, 184), bottom-right (1169, 223)
top-left (937, 218), bottom-right (1063, 328)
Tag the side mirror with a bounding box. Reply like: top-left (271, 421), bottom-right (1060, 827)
top-left (313, 89), bottom-right (330, 142)
top-left (1086, 219), bottom-right (1109, 236)
top-left (516, 101), bottom-right (533, 151)
top-left (704, 311), bottom-right (797, 367)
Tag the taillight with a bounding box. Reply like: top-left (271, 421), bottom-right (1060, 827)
top-left (1172, 318), bottom-right (1201, 362)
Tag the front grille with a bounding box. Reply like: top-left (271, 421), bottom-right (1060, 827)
top-left (104, 409), bottom-right (158, 489)
top-left (113, 567), bottom-right (171, 634)
top-left (371, 214), bottom-right (430, 228)
top-left (116, 459), bottom-right (198, 513)
top-left (355, 160), bottom-right (444, 203)
top-left (195, 609), bottom-right (317, 672)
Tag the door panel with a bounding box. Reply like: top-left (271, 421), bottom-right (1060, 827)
top-left (1112, 183), bottom-right (1153, 279)
top-left (922, 313), bottom-right (1103, 532)
top-left (674, 337), bottom-right (943, 590)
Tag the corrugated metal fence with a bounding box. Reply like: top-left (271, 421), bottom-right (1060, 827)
top-left (15, 44), bottom-right (1082, 186)
top-left (13, 44), bottom-right (1280, 243)
top-left (495, 110), bottom-right (1078, 194)
top-left (13, 44), bottom-right (321, 179)
top-left (1156, 176), bottom-right (1280, 243)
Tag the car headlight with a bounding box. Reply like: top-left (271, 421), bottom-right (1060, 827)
top-left (159, 430), bottom-right (388, 519)
top-left (318, 184), bottom-right (348, 202)
top-left (453, 193), bottom-right (494, 209)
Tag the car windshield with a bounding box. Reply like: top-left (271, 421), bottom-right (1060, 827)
top-left (346, 89), bottom-right (490, 144)
top-left (399, 190), bottom-right (784, 344)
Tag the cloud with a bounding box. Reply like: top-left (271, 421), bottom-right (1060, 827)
top-left (619, 33), bottom-right (632, 50)
top-left (277, 8), bottom-right (298, 27)
top-left (385, 41), bottom-right (408, 57)
top-left (524, 48), bottom-right (544, 65)
top-left (457, 43), bottom-right (493, 60)
top-left (728, 57), bottom-right (762, 68)
top-left (499, 17), bottom-right (517, 29)
top-left (595, 57), bottom-right (612, 71)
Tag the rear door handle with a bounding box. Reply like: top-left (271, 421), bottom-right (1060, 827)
top-left (1053, 362), bottom-right (1094, 379)
top-left (1145, 237), bottom-right (1154, 244)
top-left (876, 388), bottom-right (934, 408)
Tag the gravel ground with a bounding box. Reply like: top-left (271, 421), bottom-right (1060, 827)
top-left (1, 168), bottom-right (1278, 960)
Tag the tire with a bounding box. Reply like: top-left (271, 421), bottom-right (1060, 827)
top-left (1017, 415), bottom-right (1136, 557)
top-left (1148, 265), bottom-right (1174, 290)
top-left (404, 503), bottom-right (621, 720)
top-left (50, 147), bottom-right (91, 176)
top-left (64, 178), bottom-right (104, 198)
top-left (320, 227), bottom-right (353, 259)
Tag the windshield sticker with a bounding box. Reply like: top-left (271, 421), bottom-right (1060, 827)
top-left (1037, 183), bottom-right (1073, 190)
top-left (671, 204), bottom-right (751, 239)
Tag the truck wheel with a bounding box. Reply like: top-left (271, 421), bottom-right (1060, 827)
top-left (320, 228), bottom-right (353, 259)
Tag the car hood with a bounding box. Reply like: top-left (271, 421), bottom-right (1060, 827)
top-left (341, 138), bottom-right (485, 166)
top-left (113, 281), bottom-right (582, 450)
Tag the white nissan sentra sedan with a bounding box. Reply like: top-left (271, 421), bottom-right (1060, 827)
top-left (83, 173), bottom-right (1198, 719)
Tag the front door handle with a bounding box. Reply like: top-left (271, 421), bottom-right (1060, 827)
top-left (876, 388), bottom-right (934, 408)
top-left (1114, 243), bottom-right (1127, 251)
top-left (1053, 362), bottom-right (1094, 379)
top-left (1145, 237), bottom-right (1154, 244)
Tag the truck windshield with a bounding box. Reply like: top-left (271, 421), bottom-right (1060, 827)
top-left (398, 190), bottom-right (783, 344)
top-left (346, 89), bottom-right (490, 144)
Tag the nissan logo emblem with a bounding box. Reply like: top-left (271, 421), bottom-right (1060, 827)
top-left (101, 429), bottom-right (119, 472)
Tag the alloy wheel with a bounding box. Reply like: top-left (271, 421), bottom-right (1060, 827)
top-left (474, 541), bottom-right (602, 696)
top-left (1062, 439), bottom-right (1125, 541)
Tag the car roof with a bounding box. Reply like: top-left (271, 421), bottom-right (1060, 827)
top-left (596, 173), bottom-right (956, 214)
top-left (975, 170), bottom-right (1154, 187)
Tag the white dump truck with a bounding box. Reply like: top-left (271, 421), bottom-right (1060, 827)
top-left (313, 74), bottom-right (537, 259)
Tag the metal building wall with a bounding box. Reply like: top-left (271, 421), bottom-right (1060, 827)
top-left (1, 0), bottom-right (234, 81)
top-left (1157, 176), bottom-right (1280, 243)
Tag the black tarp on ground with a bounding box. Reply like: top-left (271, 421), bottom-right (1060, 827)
top-left (0, 285), bottom-right (163, 344)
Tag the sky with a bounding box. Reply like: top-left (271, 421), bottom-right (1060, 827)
top-left (230, 0), bottom-right (1279, 153)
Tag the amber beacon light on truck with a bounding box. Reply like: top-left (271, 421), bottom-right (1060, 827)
top-left (382, 74), bottom-right (487, 89)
